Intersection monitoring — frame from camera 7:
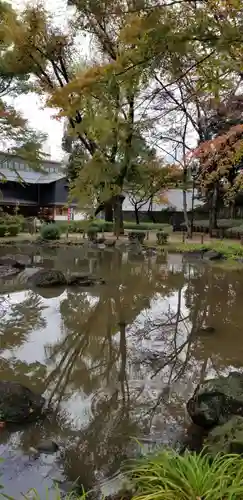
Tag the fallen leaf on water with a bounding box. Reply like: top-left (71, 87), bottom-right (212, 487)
top-left (0, 422), bottom-right (6, 429)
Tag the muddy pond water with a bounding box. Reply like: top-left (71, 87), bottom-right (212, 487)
top-left (0, 245), bottom-right (243, 498)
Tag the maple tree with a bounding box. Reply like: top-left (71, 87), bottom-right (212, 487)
top-left (5, 0), bottom-right (220, 233)
top-left (4, 0), bottom-right (243, 232)
top-left (0, 1), bottom-right (46, 169)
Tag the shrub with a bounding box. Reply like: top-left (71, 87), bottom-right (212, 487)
top-left (127, 449), bottom-right (243, 500)
top-left (124, 222), bottom-right (171, 232)
top-left (156, 231), bottom-right (168, 245)
top-left (41, 224), bottom-right (61, 240)
top-left (0, 225), bottom-right (6, 237)
top-left (87, 226), bottom-right (99, 241)
top-left (128, 231), bottom-right (146, 244)
top-left (7, 224), bottom-right (20, 236)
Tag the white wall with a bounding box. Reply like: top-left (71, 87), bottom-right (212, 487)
top-left (54, 210), bottom-right (86, 221)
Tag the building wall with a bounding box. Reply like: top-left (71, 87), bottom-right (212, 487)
top-left (54, 208), bottom-right (86, 221)
top-left (0, 181), bottom-right (38, 203)
top-left (53, 178), bottom-right (69, 205)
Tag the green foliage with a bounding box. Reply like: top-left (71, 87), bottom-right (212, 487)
top-left (226, 224), bottom-right (243, 236)
top-left (156, 231), bottom-right (168, 245)
top-left (7, 224), bottom-right (19, 236)
top-left (55, 220), bottom-right (172, 233)
top-left (40, 224), bottom-right (61, 241)
top-left (87, 226), bottom-right (98, 241)
top-left (128, 231), bottom-right (146, 244)
top-left (0, 211), bottom-right (24, 227)
top-left (124, 222), bottom-right (172, 232)
top-left (0, 224), bottom-right (6, 237)
top-left (167, 240), bottom-right (243, 259)
top-left (127, 449), bottom-right (243, 499)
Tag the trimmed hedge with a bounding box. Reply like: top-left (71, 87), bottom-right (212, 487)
top-left (156, 231), bottom-right (169, 245)
top-left (0, 225), bottom-right (6, 237)
top-left (226, 224), bottom-right (243, 236)
top-left (128, 231), bottom-right (146, 244)
top-left (56, 220), bottom-right (172, 233)
top-left (41, 224), bottom-right (61, 240)
top-left (7, 224), bottom-right (20, 236)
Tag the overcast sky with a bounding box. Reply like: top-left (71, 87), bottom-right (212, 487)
top-left (9, 0), bottom-right (89, 161)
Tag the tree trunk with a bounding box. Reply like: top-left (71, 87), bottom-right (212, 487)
top-left (209, 186), bottom-right (218, 236)
top-left (104, 201), bottom-right (113, 222)
top-left (134, 204), bottom-right (139, 224)
top-left (147, 196), bottom-right (156, 222)
top-left (212, 186), bottom-right (218, 230)
top-left (183, 188), bottom-right (190, 237)
top-left (113, 195), bottom-right (124, 237)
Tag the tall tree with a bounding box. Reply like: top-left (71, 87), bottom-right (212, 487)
top-left (0, 1), bottom-right (47, 168)
top-left (6, 0), bottom-right (219, 232)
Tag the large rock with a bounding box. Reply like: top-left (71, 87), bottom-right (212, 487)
top-left (0, 257), bottom-right (26, 269)
top-left (187, 372), bottom-right (243, 428)
top-left (0, 265), bottom-right (20, 279)
top-left (30, 270), bottom-right (67, 287)
top-left (0, 381), bottom-right (45, 423)
top-left (205, 416), bottom-right (243, 456)
top-left (67, 273), bottom-right (105, 286)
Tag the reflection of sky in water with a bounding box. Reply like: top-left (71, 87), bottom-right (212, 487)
top-left (0, 269), bottom-right (236, 430)
top-left (1, 290), bottom-right (101, 428)
top-left (2, 290), bottom-right (65, 364)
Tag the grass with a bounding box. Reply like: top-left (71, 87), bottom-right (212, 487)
top-left (126, 449), bottom-right (243, 500)
top-left (163, 240), bottom-right (243, 259)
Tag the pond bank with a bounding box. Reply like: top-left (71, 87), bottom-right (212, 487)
top-left (157, 240), bottom-right (243, 269)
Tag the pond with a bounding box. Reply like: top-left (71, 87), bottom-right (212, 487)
top-left (0, 245), bottom-right (243, 498)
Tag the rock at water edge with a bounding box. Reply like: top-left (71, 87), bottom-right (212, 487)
top-left (187, 372), bottom-right (243, 428)
top-left (205, 415), bottom-right (243, 456)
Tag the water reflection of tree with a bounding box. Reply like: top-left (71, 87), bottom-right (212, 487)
top-left (3, 250), bottom-right (243, 490)
top-left (0, 292), bottom-right (47, 349)
top-left (185, 266), bottom-right (243, 371)
top-left (0, 291), bottom-right (47, 388)
top-left (39, 252), bottom-right (187, 487)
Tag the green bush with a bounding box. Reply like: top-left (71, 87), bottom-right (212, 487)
top-left (0, 213), bottom-right (23, 226)
top-left (156, 231), bottom-right (168, 245)
top-left (226, 224), bottom-right (243, 236)
top-left (0, 225), bottom-right (6, 237)
top-left (87, 226), bottom-right (99, 241)
top-left (7, 224), bottom-right (20, 236)
top-left (54, 220), bottom-right (172, 234)
top-left (124, 222), bottom-right (171, 232)
top-left (128, 231), bottom-right (146, 244)
top-left (41, 224), bottom-right (61, 240)
top-left (127, 449), bottom-right (243, 500)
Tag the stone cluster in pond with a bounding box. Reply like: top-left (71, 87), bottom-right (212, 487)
top-left (186, 372), bottom-right (243, 456)
top-left (0, 256), bottom-right (106, 287)
top-left (30, 269), bottom-right (106, 288)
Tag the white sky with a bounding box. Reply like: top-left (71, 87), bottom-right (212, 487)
top-left (9, 0), bottom-right (89, 161)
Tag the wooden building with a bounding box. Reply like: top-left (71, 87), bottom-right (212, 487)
top-left (0, 152), bottom-right (78, 220)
